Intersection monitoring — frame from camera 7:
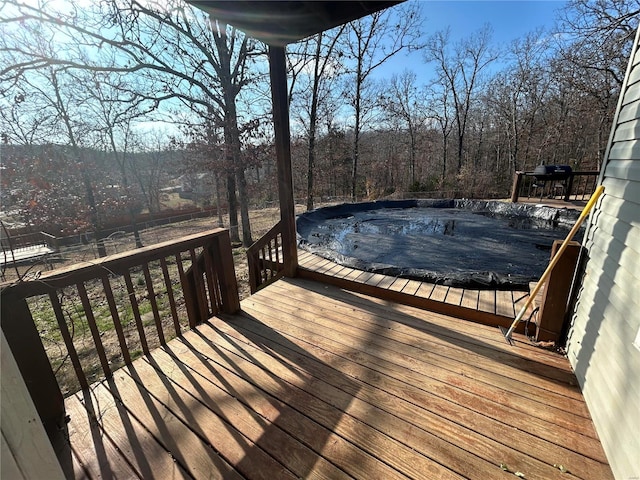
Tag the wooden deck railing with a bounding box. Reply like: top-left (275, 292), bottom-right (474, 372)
top-left (511, 171), bottom-right (599, 202)
top-left (0, 228), bottom-right (239, 444)
top-left (247, 220), bottom-right (285, 293)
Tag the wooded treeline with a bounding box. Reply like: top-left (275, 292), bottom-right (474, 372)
top-left (1, 0), bottom-right (638, 248)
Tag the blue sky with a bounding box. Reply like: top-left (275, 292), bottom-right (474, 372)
top-left (377, 0), bottom-right (567, 80)
top-left (421, 0), bottom-right (565, 43)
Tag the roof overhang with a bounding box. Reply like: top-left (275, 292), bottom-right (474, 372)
top-left (187, 1), bottom-right (404, 45)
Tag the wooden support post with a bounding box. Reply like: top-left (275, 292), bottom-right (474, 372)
top-left (510, 171), bottom-right (524, 203)
top-left (213, 232), bottom-right (240, 314)
top-left (269, 45), bottom-right (298, 277)
top-left (564, 174), bottom-right (575, 201)
top-left (536, 240), bottom-right (583, 343)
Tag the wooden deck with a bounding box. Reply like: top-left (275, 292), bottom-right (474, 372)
top-left (65, 277), bottom-right (612, 479)
top-left (297, 250), bottom-right (533, 330)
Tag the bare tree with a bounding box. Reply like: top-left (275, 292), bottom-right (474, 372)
top-left (555, 0), bottom-right (640, 167)
top-left (486, 30), bottom-right (552, 173)
top-left (343, 2), bottom-right (423, 200)
top-left (424, 79), bottom-right (454, 181)
top-left (380, 70), bottom-right (426, 187)
top-left (289, 26), bottom-right (346, 210)
top-left (1, 0), bottom-right (263, 245)
top-left (424, 25), bottom-right (498, 173)
top-left (76, 68), bottom-right (155, 247)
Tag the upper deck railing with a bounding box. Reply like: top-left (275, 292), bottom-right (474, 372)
top-left (510, 170), bottom-right (599, 203)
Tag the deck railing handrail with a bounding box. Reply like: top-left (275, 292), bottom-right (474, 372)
top-left (0, 228), bottom-right (239, 446)
top-left (247, 220), bottom-right (285, 293)
top-left (511, 170), bottom-right (599, 203)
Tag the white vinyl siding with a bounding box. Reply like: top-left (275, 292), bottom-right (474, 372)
top-left (567, 26), bottom-right (640, 480)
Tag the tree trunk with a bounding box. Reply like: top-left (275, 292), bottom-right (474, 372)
top-left (226, 173), bottom-right (240, 243)
top-left (80, 163), bottom-right (107, 257)
top-left (351, 77), bottom-right (361, 201)
top-left (236, 166), bottom-right (252, 246)
top-left (215, 173), bottom-right (224, 228)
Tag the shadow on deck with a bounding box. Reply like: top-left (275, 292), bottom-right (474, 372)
top-left (66, 277), bottom-right (613, 480)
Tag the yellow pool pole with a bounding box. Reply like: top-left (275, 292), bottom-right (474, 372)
top-left (501, 185), bottom-right (605, 344)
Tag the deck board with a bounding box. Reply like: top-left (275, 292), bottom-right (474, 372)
top-left (64, 277), bottom-right (613, 480)
top-left (298, 251), bottom-right (529, 323)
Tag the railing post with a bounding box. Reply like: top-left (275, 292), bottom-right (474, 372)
top-left (212, 231), bottom-right (240, 313)
top-left (564, 174), bottom-right (575, 202)
top-left (510, 171), bottom-right (524, 203)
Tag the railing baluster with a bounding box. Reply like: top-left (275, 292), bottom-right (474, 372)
top-left (160, 257), bottom-right (181, 337)
top-left (123, 270), bottom-right (150, 355)
top-left (189, 248), bottom-right (208, 322)
top-left (176, 252), bottom-right (198, 329)
top-left (76, 282), bottom-right (111, 379)
top-left (48, 291), bottom-right (89, 390)
top-left (261, 245), bottom-right (268, 282)
top-left (142, 263), bottom-right (165, 345)
top-left (267, 238), bottom-right (274, 280)
top-left (203, 245), bottom-right (221, 314)
top-left (101, 275), bottom-right (132, 365)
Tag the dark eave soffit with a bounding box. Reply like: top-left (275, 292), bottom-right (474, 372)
top-left (187, 1), bottom-right (404, 46)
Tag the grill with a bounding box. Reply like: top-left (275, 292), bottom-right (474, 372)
top-left (533, 164), bottom-right (573, 181)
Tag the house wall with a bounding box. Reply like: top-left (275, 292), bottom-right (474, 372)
top-left (567, 26), bottom-right (640, 480)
